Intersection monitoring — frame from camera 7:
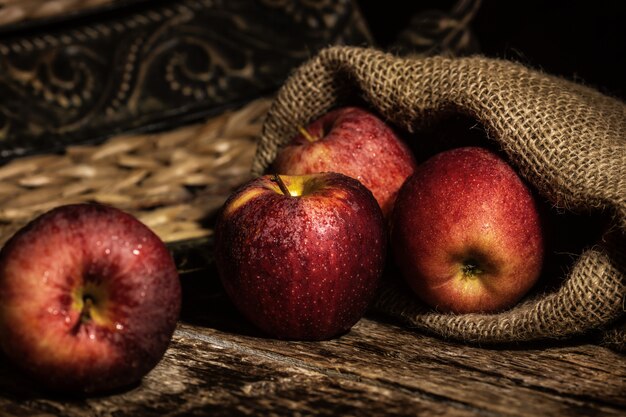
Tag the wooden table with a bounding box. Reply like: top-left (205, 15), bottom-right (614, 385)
top-left (1, 269), bottom-right (625, 417)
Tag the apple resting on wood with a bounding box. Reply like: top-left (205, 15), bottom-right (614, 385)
top-left (271, 107), bottom-right (417, 218)
top-left (0, 204), bottom-right (181, 394)
top-left (391, 147), bottom-right (545, 314)
top-left (215, 173), bottom-right (386, 340)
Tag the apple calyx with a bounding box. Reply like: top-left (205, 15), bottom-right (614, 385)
top-left (79, 296), bottom-right (95, 324)
top-left (461, 260), bottom-right (484, 279)
top-left (72, 282), bottom-right (109, 331)
top-left (71, 294), bottom-right (97, 335)
top-left (298, 125), bottom-right (318, 143)
top-left (272, 174), bottom-right (292, 196)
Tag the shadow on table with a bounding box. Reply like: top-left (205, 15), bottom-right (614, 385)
top-left (178, 266), bottom-right (266, 339)
top-left (0, 352), bottom-right (142, 401)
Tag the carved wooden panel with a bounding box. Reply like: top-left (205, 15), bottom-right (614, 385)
top-left (0, 0), bottom-right (371, 160)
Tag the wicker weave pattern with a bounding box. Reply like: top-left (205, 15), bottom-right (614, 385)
top-left (0, 98), bottom-right (270, 245)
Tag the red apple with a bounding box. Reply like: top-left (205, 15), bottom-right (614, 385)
top-left (391, 147), bottom-right (545, 313)
top-left (0, 204), bottom-right (181, 394)
top-left (215, 173), bottom-right (386, 340)
top-left (271, 107), bottom-right (417, 218)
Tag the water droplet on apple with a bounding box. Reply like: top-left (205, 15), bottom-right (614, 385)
top-left (104, 248), bottom-right (111, 255)
top-left (132, 249), bottom-right (140, 256)
top-left (115, 323), bottom-right (124, 331)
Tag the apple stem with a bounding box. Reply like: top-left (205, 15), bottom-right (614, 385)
top-left (272, 174), bottom-right (291, 197)
top-left (298, 125), bottom-right (317, 143)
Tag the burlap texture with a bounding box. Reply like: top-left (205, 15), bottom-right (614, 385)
top-left (252, 46), bottom-right (626, 349)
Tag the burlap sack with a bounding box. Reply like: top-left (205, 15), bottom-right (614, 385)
top-left (252, 46), bottom-right (626, 350)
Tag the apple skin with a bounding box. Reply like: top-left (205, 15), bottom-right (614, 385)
top-left (271, 107), bottom-right (417, 218)
top-left (0, 204), bottom-right (181, 394)
top-left (391, 147), bottom-right (545, 314)
top-left (215, 173), bottom-right (386, 340)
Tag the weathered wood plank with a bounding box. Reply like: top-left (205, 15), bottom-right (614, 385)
top-left (180, 281), bottom-right (626, 416)
top-left (0, 288), bottom-right (624, 417)
top-left (0, 326), bottom-right (476, 417)
top-left (170, 317), bottom-right (626, 417)
top-left (216, 318), bottom-right (626, 414)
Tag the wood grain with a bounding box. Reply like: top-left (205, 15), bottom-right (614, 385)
top-left (0, 282), bottom-right (624, 417)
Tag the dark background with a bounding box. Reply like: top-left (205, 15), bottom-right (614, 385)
top-left (358, 0), bottom-right (625, 100)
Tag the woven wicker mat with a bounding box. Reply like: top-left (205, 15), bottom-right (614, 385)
top-left (0, 98), bottom-right (270, 247)
top-left (252, 46), bottom-right (626, 351)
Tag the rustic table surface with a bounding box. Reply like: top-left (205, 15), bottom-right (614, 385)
top-left (1, 267), bottom-right (624, 417)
